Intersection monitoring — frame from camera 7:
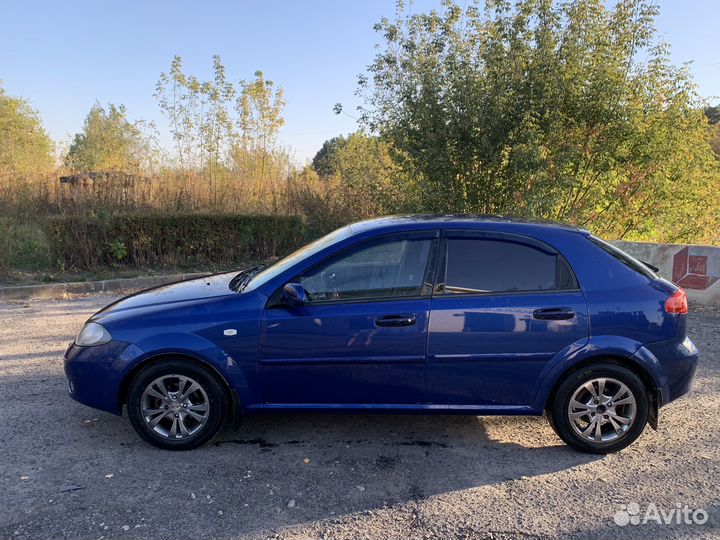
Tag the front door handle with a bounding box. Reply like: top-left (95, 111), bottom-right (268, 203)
top-left (375, 314), bottom-right (417, 327)
top-left (533, 307), bottom-right (575, 320)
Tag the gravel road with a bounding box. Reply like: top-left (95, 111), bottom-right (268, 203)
top-left (0, 294), bottom-right (718, 540)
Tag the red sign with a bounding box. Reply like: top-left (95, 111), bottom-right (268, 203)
top-left (672, 247), bottom-right (718, 290)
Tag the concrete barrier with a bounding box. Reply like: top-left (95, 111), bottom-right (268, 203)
top-left (611, 241), bottom-right (720, 307)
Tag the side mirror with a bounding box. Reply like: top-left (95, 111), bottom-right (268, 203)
top-left (281, 282), bottom-right (307, 306)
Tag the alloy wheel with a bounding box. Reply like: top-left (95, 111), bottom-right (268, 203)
top-left (567, 377), bottom-right (637, 444)
top-left (140, 374), bottom-right (210, 439)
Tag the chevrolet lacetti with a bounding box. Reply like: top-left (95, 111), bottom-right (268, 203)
top-left (64, 216), bottom-right (699, 453)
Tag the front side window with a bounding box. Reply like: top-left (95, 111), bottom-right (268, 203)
top-left (243, 225), bottom-right (353, 292)
top-left (298, 237), bottom-right (433, 302)
top-left (440, 237), bottom-right (575, 294)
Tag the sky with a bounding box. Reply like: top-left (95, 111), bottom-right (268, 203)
top-left (1, 0), bottom-right (719, 164)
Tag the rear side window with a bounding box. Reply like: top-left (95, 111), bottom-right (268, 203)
top-left (439, 237), bottom-right (577, 294)
top-left (589, 237), bottom-right (657, 279)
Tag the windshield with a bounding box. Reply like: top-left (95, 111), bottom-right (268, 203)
top-left (241, 225), bottom-right (352, 292)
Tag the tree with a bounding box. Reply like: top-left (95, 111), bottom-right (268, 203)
top-left (155, 57), bottom-right (288, 190)
top-left (65, 103), bottom-right (144, 172)
top-left (155, 55), bottom-right (235, 172)
top-left (706, 106), bottom-right (720, 159)
top-left (236, 71), bottom-right (285, 153)
top-left (335, 132), bottom-right (412, 214)
top-left (358, 0), bottom-right (720, 244)
top-left (312, 135), bottom-right (347, 178)
top-left (704, 106), bottom-right (720, 125)
top-left (231, 71), bottom-right (286, 181)
top-left (303, 132), bottom-right (413, 224)
top-left (228, 70), bottom-right (288, 204)
top-left (0, 84), bottom-right (54, 177)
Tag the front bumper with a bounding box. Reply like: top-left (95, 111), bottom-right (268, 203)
top-left (64, 340), bottom-right (144, 415)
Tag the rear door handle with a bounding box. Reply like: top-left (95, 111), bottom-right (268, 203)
top-left (375, 314), bottom-right (417, 327)
top-left (533, 307), bottom-right (575, 320)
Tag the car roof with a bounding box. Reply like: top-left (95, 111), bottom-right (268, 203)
top-left (347, 214), bottom-right (587, 235)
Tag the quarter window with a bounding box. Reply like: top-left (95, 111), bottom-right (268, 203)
top-left (440, 237), bottom-right (575, 294)
top-left (589, 236), bottom-right (657, 279)
top-left (298, 237), bottom-right (433, 301)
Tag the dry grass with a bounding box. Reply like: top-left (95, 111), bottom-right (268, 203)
top-left (0, 168), bottom-right (360, 276)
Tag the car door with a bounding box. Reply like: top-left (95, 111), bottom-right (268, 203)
top-left (426, 230), bottom-right (589, 406)
top-left (259, 231), bottom-right (438, 405)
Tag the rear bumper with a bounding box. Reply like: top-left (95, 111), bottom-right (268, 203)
top-left (642, 336), bottom-right (699, 406)
top-left (64, 340), bottom-right (144, 415)
top-left (664, 353), bottom-right (698, 403)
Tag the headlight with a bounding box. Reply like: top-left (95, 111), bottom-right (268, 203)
top-left (75, 322), bottom-right (112, 347)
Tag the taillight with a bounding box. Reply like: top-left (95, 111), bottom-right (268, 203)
top-left (665, 288), bottom-right (688, 314)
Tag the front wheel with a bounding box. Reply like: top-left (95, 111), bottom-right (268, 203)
top-left (548, 363), bottom-right (649, 454)
top-left (127, 360), bottom-right (228, 450)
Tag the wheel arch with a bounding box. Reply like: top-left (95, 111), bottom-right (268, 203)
top-left (540, 353), bottom-right (662, 429)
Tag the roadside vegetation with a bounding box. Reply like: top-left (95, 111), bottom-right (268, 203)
top-left (1, 0), bottom-right (719, 283)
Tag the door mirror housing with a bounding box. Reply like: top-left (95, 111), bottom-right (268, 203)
top-left (282, 283), bottom-right (307, 306)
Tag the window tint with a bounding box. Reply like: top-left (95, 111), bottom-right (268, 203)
top-left (589, 236), bottom-right (657, 279)
top-left (299, 238), bottom-right (432, 301)
top-left (441, 238), bottom-right (573, 294)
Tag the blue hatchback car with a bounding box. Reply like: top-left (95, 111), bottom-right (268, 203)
top-left (65, 216), bottom-right (698, 453)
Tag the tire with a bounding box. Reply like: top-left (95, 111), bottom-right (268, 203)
top-left (127, 360), bottom-right (228, 450)
top-left (548, 362), bottom-right (649, 454)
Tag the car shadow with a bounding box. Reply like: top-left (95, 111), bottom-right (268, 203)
top-left (191, 411), bottom-right (601, 536)
top-left (219, 413), bottom-right (599, 490)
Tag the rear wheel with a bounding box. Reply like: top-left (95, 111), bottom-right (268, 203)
top-left (127, 360), bottom-right (227, 450)
top-left (548, 363), bottom-right (648, 454)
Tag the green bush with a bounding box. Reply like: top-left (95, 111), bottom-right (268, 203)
top-left (0, 218), bottom-right (51, 274)
top-left (44, 213), bottom-right (307, 270)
